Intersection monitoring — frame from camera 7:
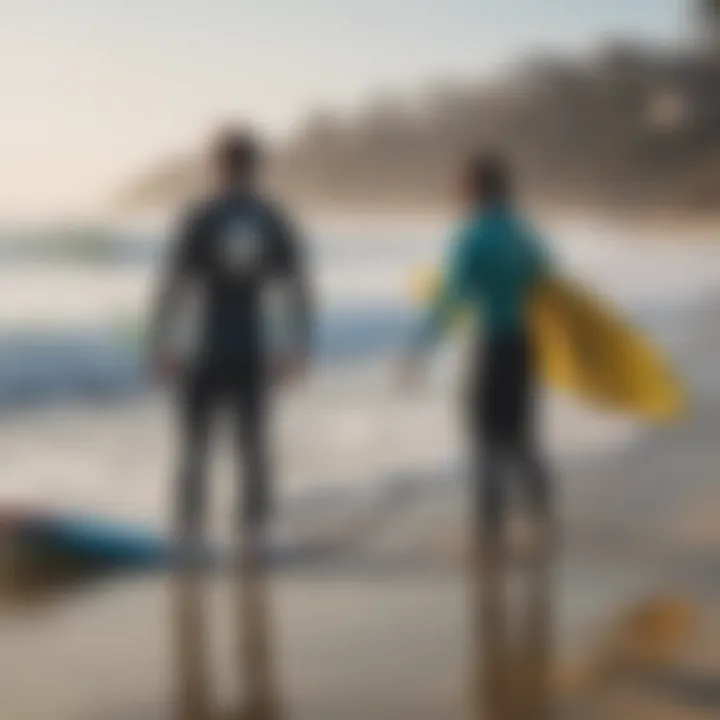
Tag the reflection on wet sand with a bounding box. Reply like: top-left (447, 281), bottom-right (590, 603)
top-left (173, 570), bottom-right (212, 720)
top-left (231, 556), bottom-right (281, 720)
top-left (469, 550), bottom-right (554, 720)
top-left (173, 554), bottom-right (280, 720)
top-left (171, 548), bottom-right (556, 720)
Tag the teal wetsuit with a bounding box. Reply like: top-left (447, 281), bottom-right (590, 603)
top-left (416, 205), bottom-right (551, 347)
top-left (413, 204), bottom-right (553, 538)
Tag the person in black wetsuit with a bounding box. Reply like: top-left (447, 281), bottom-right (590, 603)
top-left (149, 127), bottom-right (312, 548)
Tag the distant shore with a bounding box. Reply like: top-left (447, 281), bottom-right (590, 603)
top-left (298, 201), bottom-right (720, 239)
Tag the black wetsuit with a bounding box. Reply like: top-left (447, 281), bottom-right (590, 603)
top-left (162, 192), bottom-right (310, 534)
top-left (466, 333), bottom-right (549, 538)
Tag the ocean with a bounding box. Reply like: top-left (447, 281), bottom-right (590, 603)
top-left (1, 218), bottom-right (719, 535)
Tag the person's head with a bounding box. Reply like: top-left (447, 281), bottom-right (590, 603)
top-left (210, 126), bottom-right (262, 192)
top-left (461, 153), bottom-right (513, 211)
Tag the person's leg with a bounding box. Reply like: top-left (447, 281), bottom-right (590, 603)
top-left (469, 340), bottom-right (510, 548)
top-left (516, 443), bottom-right (552, 524)
top-left (478, 442), bottom-right (507, 545)
top-left (175, 369), bottom-right (217, 540)
top-left (230, 364), bottom-right (271, 535)
top-left (511, 336), bottom-right (554, 530)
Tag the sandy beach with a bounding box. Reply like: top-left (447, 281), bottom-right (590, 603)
top-left (2, 390), bottom-right (720, 718)
top-left (2, 424), bottom-right (720, 720)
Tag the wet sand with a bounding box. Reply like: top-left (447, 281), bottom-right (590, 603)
top-left (2, 362), bottom-right (720, 718)
top-left (2, 413), bottom-right (720, 720)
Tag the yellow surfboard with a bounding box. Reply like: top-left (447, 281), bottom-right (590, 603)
top-left (411, 269), bottom-right (686, 422)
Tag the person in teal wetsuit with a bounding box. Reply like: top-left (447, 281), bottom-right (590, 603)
top-left (407, 154), bottom-right (553, 550)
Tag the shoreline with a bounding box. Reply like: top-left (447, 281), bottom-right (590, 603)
top-left (301, 202), bottom-right (720, 238)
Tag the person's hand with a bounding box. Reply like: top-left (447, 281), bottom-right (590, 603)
top-left (396, 355), bottom-right (425, 391)
top-left (151, 353), bottom-right (184, 385)
top-left (273, 352), bottom-right (309, 387)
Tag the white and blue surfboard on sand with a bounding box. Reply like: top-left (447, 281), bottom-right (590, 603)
top-left (0, 509), bottom-right (175, 571)
top-left (0, 509), bottom-right (320, 574)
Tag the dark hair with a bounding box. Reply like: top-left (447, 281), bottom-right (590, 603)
top-left (465, 153), bottom-right (512, 205)
top-left (212, 126), bottom-right (261, 183)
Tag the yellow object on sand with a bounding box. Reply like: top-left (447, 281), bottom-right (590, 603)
top-left (411, 268), bottom-right (686, 422)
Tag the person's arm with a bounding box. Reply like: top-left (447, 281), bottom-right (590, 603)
top-left (525, 223), bottom-right (554, 283)
top-left (408, 227), bottom-right (475, 354)
top-left (148, 208), bottom-right (203, 379)
top-left (270, 209), bottom-right (314, 373)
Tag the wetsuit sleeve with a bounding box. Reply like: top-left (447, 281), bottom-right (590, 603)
top-left (268, 208), bottom-right (314, 358)
top-left (409, 227), bottom-right (475, 353)
top-left (148, 207), bottom-right (205, 358)
top-left (524, 224), bottom-right (553, 281)
top-left (170, 206), bottom-right (207, 275)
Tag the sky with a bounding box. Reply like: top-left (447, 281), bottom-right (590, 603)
top-left (0, 0), bottom-right (685, 220)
